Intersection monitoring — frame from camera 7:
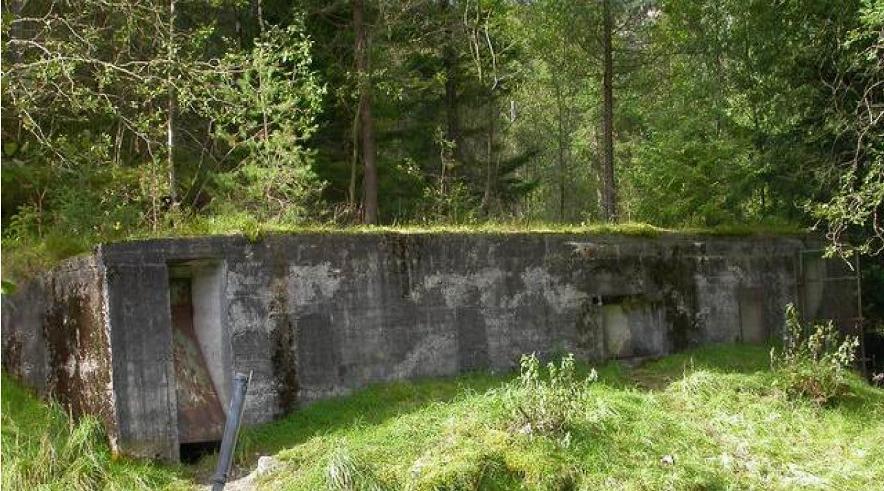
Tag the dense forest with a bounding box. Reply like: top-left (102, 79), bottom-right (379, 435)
top-left (2, 0), bottom-right (882, 274)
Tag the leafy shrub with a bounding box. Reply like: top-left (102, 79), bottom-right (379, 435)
top-left (770, 304), bottom-right (859, 405)
top-left (507, 353), bottom-right (597, 436)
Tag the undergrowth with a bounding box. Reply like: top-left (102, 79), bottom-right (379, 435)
top-left (507, 353), bottom-right (597, 437)
top-left (771, 304), bottom-right (860, 405)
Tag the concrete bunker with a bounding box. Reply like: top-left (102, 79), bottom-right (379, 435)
top-left (0, 233), bottom-right (862, 461)
top-left (167, 260), bottom-right (230, 461)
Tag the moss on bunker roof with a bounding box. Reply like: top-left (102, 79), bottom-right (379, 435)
top-left (115, 221), bottom-right (808, 244)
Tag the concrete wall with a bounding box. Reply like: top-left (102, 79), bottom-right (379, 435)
top-left (2, 232), bottom-right (838, 460)
top-left (1, 255), bottom-right (118, 446)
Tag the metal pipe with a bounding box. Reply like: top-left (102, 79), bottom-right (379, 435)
top-left (211, 372), bottom-right (251, 491)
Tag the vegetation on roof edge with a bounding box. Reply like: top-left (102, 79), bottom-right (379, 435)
top-left (1, 220), bottom-right (808, 283)
top-left (111, 220), bottom-right (810, 243)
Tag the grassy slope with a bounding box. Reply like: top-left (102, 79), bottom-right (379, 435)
top-left (242, 345), bottom-right (883, 490)
top-left (3, 345), bottom-right (881, 490)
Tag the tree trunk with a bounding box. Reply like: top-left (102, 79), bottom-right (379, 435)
top-left (442, 2), bottom-right (464, 166)
top-left (444, 54), bottom-right (462, 163)
top-left (481, 94), bottom-right (496, 214)
top-left (600, 0), bottom-right (617, 222)
top-left (348, 108), bottom-right (359, 208)
top-left (354, 0), bottom-right (378, 224)
top-left (554, 79), bottom-right (567, 222)
top-left (256, 0), bottom-right (269, 138)
top-left (167, 0), bottom-right (177, 205)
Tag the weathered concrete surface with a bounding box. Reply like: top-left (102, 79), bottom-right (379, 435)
top-left (1, 255), bottom-right (118, 446)
top-left (1, 232), bottom-right (851, 461)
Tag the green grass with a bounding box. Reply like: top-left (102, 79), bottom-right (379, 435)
top-left (119, 217), bottom-right (807, 241)
top-left (233, 344), bottom-right (882, 490)
top-left (6, 344), bottom-right (878, 490)
top-left (0, 374), bottom-right (190, 490)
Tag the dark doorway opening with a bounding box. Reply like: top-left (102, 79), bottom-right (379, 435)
top-left (865, 331), bottom-right (884, 383)
top-left (861, 260), bottom-right (884, 384)
top-left (179, 441), bottom-right (221, 464)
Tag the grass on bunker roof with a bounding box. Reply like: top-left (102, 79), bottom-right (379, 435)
top-left (94, 219), bottom-right (810, 244)
top-left (3, 343), bottom-right (881, 490)
top-left (1, 218), bottom-right (806, 284)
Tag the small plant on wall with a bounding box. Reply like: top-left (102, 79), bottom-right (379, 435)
top-left (771, 304), bottom-right (859, 405)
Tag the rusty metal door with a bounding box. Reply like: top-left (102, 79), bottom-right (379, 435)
top-left (170, 278), bottom-right (226, 443)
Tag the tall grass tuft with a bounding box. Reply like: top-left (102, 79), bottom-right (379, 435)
top-left (326, 447), bottom-right (387, 491)
top-left (4, 414), bottom-right (111, 490)
top-left (1, 374), bottom-right (185, 490)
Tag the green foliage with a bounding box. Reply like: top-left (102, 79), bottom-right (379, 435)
top-left (811, 0), bottom-right (884, 258)
top-left (200, 22), bottom-right (326, 223)
top-left (3, 0), bottom-right (882, 278)
top-left (0, 374), bottom-right (187, 490)
top-left (416, 179), bottom-right (481, 225)
top-left (507, 353), bottom-right (597, 437)
top-left (771, 304), bottom-right (860, 405)
top-left (1, 279), bottom-right (16, 295)
top-left (2, 1), bottom-right (326, 280)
